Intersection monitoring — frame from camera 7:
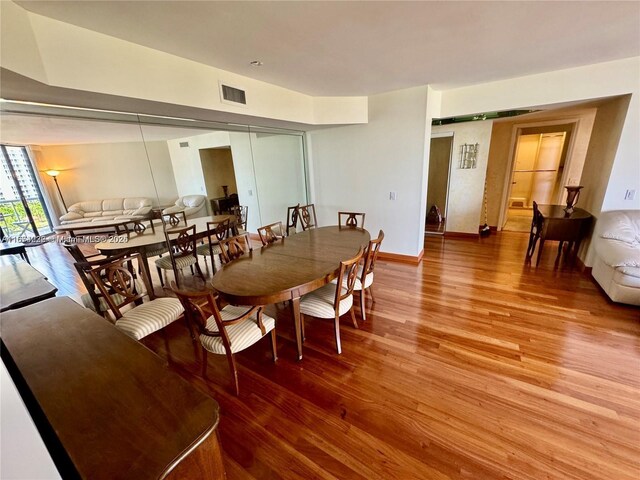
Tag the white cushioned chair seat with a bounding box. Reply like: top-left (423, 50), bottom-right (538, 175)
top-left (196, 243), bottom-right (222, 256)
top-left (300, 283), bottom-right (353, 318)
top-left (200, 305), bottom-right (275, 354)
top-left (331, 265), bottom-right (373, 291)
top-left (155, 254), bottom-right (197, 270)
top-left (146, 245), bottom-right (169, 257)
top-left (116, 298), bottom-right (184, 340)
top-left (81, 292), bottom-right (124, 312)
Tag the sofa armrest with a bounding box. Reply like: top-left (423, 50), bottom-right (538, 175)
top-left (162, 205), bottom-right (185, 215)
top-left (130, 206), bottom-right (152, 217)
top-left (594, 237), bottom-right (640, 268)
top-left (60, 212), bottom-right (83, 222)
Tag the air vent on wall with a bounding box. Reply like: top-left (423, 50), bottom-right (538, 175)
top-left (179, 141), bottom-right (189, 148)
top-left (220, 84), bottom-right (247, 105)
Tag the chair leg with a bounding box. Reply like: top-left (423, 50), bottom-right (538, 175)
top-left (190, 265), bottom-right (194, 275)
top-left (334, 314), bottom-right (342, 355)
top-left (201, 347), bottom-right (208, 378)
top-left (225, 351), bottom-right (240, 396)
top-left (359, 289), bottom-right (367, 321)
top-left (157, 267), bottom-right (164, 286)
top-left (368, 286), bottom-right (375, 304)
top-left (536, 238), bottom-right (545, 266)
top-left (195, 260), bottom-right (205, 283)
top-left (350, 308), bottom-right (358, 329)
top-left (173, 269), bottom-right (180, 288)
top-left (300, 312), bottom-right (306, 342)
top-left (270, 329), bottom-right (278, 361)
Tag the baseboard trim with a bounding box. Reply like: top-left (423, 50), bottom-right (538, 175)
top-left (444, 231), bottom-right (479, 239)
top-left (379, 249), bottom-right (424, 265)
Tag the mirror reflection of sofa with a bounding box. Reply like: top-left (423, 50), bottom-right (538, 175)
top-left (59, 198), bottom-right (152, 224)
top-left (162, 195), bottom-right (207, 219)
top-left (591, 210), bottom-right (640, 306)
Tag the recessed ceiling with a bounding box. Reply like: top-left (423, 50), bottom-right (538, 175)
top-left (14, 1), bottom-right (640, 96)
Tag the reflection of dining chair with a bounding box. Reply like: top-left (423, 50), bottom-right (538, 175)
top-left (86, 252), bottom-right (184, 340)
top-left (171, 285), bottom-right (277, 395)
top-left (299, 246), bottom-right (364, 354)
top-left (230, 205), bottom-right (248, 234)
top-left (338, 211), bottom-right (366, 228)
top-left (285, 204), bottom-right (300, 235)
top-left (354, 230), bottom-right (384, 321)
top-left (297, 204), bottom-right (317, 231)
top-left (155, 225), bottom-right (205, 287)
top-left (162, 211), bottom-right (187, 228)
top-left (196, 219), bottom-right (230, 272)
top-left (258, 221), bottom-right (285, 246)
top-left (219, 233), bottom-right (252, 264)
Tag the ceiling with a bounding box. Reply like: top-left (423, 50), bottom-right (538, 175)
top-left (15, 1), bottom-right (640, 96)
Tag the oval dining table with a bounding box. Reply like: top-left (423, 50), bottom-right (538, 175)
top-left (210, 226), bottom-right (370, 360)
top-left (95, 214), bottom-right (236, 279)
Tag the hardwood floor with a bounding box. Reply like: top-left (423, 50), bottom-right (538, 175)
top-left (11, 231), bottom-right (640, 480)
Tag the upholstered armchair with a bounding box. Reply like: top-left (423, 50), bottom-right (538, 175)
top-left (162, 195), bottom-right (207, 219)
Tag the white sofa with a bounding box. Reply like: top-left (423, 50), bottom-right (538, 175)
top-left (59, 197), bottom-right (152, 225)
top-left (591, 210), bottom-right (640, 306)
top-left (162, 195), bottom-right (207, 219)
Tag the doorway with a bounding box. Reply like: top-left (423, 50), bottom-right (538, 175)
top-left (425, 134), bottom-right (453, 235)
top-left (503, 131), bottom-right (569, 232)
top-left (199, 147), bottom-right (239, 214)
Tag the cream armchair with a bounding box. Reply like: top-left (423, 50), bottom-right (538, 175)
top-left (162, 195), bottom-right (207, 219)
top-left (591, 210), bottom-right (640, 306)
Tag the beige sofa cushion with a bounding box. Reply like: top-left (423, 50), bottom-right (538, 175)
top-left (614, 266), bottom-right (640, 288)
top-left (61, 197), bottom-right (152, 224)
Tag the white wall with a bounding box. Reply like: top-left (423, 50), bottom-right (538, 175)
top-left (308, 86), bottom-right (430, 257)
top-left (432, 121), bottom-right (494, 234)
top-left (37, 140), bottom-right (177, 207)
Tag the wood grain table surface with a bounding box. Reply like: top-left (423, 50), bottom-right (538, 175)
top-left (0, 257), bottom-right (57, 312)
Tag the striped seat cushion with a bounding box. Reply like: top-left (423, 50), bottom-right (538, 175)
top-left (196, 243), bottom-right (222, 256)
top-left (331, 266), bottom-right (374, 291)
top-left (300, 283), bottom-right (353, 319)
top-left (200, 305), bottom-right (275, 355)
top-left (81, 279), bottom-right (146, 313)
top-left (146, 246), bottom-right (169, 257)
top-left (155, 254), bottom-right (197, 270)
top-left (116, 297), bottom-right (184, 340)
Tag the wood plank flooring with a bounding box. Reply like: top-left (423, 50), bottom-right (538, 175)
top-left (9, 231), bottom-right (640, 480)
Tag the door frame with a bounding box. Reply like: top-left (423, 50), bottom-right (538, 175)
top-left (497, 118), bottom-right (581, 230)
top-left (427, 131), bottom-right (454, 234)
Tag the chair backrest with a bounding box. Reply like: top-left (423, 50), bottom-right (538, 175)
top-left (206, 219), bottom-right (230, 243)
top-left (532, 201), bottom-right (543, 234)
top-left (162, 211), bottom-right (187, 228)
top-left (333, 247), bottom-right (364, 314)
top-left (63, 242), bottom-right (103, 311)
top-left (362, 230), bottom-right (384, 281)
top-left (297, 204), bottom-right (317, 231)
top-left (258, 221), bottom-right (285, 246)
top-left (286, 204), bottom-right (300, 235)
top-left (230, 205), bottom-right (248, 230)
top-left (164, 224), bottom-right (197, 265)
top-left (338, 211), bottom-right (366, 229)
top-left (84, 252), bottom-right (154, 320)
top-left (219, 233), bottom-right (252, 264)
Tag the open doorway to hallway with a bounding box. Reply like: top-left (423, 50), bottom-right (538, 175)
top-left (502, 125), bottom-right (573, 232)
top-left (425, 133), bottom-right (453, 235)
top-left (199, 147), bottom-right (239, 214)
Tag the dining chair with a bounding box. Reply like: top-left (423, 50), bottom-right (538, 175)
top-left (155, 224), bottom-right (205, 287)
top-left (162, 211), bottom-right (188, 228)
top-left (338, 211), bottom-right (366, 229)
top-left (63, 242), bottom-right (113, 316)
top-left (299, 246), bottom-right (364, 354)
top-left (286, 204), bottom-right (300, 236)
top-left (258, 221), bottom-right (285, 246)
top-left (85, 252), bottom-right (184, 340)
top-left (196, 219), bottom-right (230, 272)
top-left (230, 205), bottom-right (248, 234)
top-left (526, 201), bottom-right (552, 266)
top-left (354, 229), bottom-right (384, 321)
top-left (219, 233), bottom-right (253, 264)
top-left (297, 204), bottom-right (318, 231)
top-left (171, 285), bottom-right (277, 396)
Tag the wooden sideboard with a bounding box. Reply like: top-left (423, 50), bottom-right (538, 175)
top-left (0, 297), bottom-right (226, 480)
top-left (210, 195), bottom-right (239, 215)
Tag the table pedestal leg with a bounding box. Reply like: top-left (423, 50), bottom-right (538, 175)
top-left (291, 297), bottom-right (303, 361)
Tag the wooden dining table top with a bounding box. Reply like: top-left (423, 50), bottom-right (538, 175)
top-left (95, 214), bottom-right (236, 252)
top-left (0, 257), bottom-right (57, 312)
top-left (211, 226), bottom-right (370, 305)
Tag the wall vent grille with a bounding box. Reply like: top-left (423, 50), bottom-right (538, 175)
top-left (179, 142), bottom-right (189, 148)
top-left (221, 84), bottom-right (247, 105)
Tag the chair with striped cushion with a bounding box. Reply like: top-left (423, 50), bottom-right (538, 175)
top-left (338, 211), bottom-right (366, 229)
top-left (196, 219), bottom-right (230, 272)
top-left (258, 221), bottom-right (285, 246)
top-left (85, 252), bottom-right (184, 341)
top-left (155, 224), bottom-right (205, 287)
top-left (230, 205), bottom-right (248, 234)
top-left (297, 204), bottom-right (318, 231)
top-left (171, 285), bottom-right (277, 395)
top-left (63, 242), bottom-right (110, 316)
top-left (356, 229), bottom-right (384, 320)
top-left (219, 233), bottom-right (253, 265)
top-left (299, 246), bottom-right (364, 354)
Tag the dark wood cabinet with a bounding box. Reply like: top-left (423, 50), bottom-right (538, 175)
top-left (210, 195), bottom-right (239, 215)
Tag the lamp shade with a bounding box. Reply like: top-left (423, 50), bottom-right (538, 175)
top-left (45, 169), bottom-right (60, 177)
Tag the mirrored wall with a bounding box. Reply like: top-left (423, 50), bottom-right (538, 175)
top-left (0, 101), bottom-right (308, 235)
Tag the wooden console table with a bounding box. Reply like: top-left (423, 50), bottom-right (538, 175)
top-left (0, 258), bottom-right (57, 312)
top-left (1, 297), bottom-right (226, 480)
